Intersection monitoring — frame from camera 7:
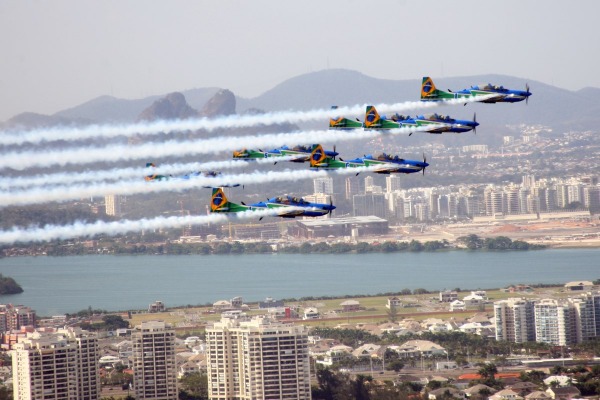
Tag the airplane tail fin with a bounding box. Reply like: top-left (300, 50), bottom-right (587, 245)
top-left (210, 187), bottom-right (247, 213)
top-left (421, 76), bottom-right (441, 100)
top-left (145, 162), bottom-right (158, 181)
top-left (364, 105), bottom-right (381, 129)
top-left (309, 144), bottom-right (327, 167)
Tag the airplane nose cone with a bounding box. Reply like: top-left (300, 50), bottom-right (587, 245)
top-left (329, 205), bottom-right (336, 210)
top-left (472, 121), bottom-right (480, 127)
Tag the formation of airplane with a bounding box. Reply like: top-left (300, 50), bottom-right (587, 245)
top-left (330, 105), bottom-right (478, 135)
top-left (210, 187), bottom-right (335, 219)
top-left (420, 76), bottom-right (532, 104)
top-left (233, 144), bottom-right (338, 163)
top-left (364, 106), bottom-right (479, 135)
top-left (144, 76), bottom-right (531, 221)
top-left (309, 145), bottom-right (429, 175)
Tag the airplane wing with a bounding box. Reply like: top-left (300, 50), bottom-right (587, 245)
top-left (424, 125), bottom-right (451, 134)
top-left (473, 91), bottom-right (506, 103)
top-left (274, 208), bottom-right (305, 217)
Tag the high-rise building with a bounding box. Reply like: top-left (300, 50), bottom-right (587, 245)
top-left (0, 304), bottom-right (36, 332)
top-left (534, 299), bottom-right (577, 346)
top-left (352, 193), bottom-right (386, 218)
top-left (583, 186), bottom-right (600, 213)
top-left (105, 194), bottom-right (122, 217)
top-left (206, 315), bottom-right (311, 400)
top-left (11, 328), bottom-right (99, 400)
top-left (345, 177), bottom-right (362, 201)
top-left (364, 176), bottom-right (374, 193)
top-left (132, 321), bottom-right (178, 399)
top-left (313, 177), bottom-right (333, 195)
top-left (385, 175), bottom-right (401, 193)
top-left (494, 298), bottom-right (536, 343)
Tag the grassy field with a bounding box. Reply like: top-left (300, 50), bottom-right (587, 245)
top-left (127, 285), bottom-right (565, 333)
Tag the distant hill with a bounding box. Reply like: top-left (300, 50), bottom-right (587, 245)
top-left (4, 69), bottom-right (600, 147)
top-left (54, 87), bottom-right (221, 123)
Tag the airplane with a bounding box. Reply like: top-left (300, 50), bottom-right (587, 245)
top-left (309, 144), bottom-right (429, 175)
top-left (144, 163), bottom-right (240, 187)
top-left (210, 187), bottom-right (335, 219)
top-left (233, 144), bottom-right (338, 163)
top-left (329, 106), bottom-right (363, 129)
top-left (364, 106), bottom-right (478, 135)
top-left (421, 76), bottom-right (532, 104)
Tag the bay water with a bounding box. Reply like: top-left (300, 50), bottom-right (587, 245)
top-left (0, 249), bottom-right (598, 316)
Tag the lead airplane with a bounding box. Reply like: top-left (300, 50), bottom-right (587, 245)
top-left (210, 187), bottom-right (335, 219)
top-left (309, 144), bottom-right (429, 175)
top-left (364, 106), bottom-right (478, 134)
top-left (233, 144), bottom-right (338, 163)
top-left (420, 76), bottom-right (532, 104)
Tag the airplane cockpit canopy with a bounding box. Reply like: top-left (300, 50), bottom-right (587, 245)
top-left (293, 145), bottom-right (310, 152)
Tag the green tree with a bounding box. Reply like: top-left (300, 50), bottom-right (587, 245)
top-left (355, 242), bottom-right (371, 253)
top-left (179, 372), bottom-right (208, 400)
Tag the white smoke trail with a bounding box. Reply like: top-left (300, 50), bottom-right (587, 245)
top-left (0, 97), bottom-right (480, 146)
top-left (3, 126), bottom-right (427, 170)
top-left (0, 157), bottom-right (293, 190)
top-left (0, 210), bottom-right (279, 244)
top-left (0, 167), bottom-right (388, 207)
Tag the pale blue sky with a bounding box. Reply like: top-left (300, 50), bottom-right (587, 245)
top-left (1, 0), bottom-right (598, 121)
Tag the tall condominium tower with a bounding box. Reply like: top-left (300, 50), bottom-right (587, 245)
top-left (206, 315), bottom-right (311, 400)
top-left (494, 298), bottom-right (536, 343)
top-left (11, 328), bottom-right (99, 400)
top-left (534, 299), bottom-right (577, 346)
top-left (132, 321), bottom-right (178, 400)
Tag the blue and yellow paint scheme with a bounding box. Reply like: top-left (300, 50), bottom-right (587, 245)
top-left (210, 188), bottom-right (335, 219)
top-left (421, 76), bottom-right (532, 104)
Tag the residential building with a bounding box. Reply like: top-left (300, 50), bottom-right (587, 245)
top-left (206, 315), bottom-right (311, 400)
top-left (132, 321), bottom-right (178, 399)
top-left (439, 291), bottom-right (458, 303)
top-left (11, 328), bottom-right (99, 400)
top-left (534, 299), bottom-right (577, 346)
top-left (0, 304), bottom-right (36, 332)
top-left (352, 193), bottom-right (386, 218)
top-left (104, 194), bottom-right (122, 217)
top-left (386, 175), bottom-right (401, 193)
top-left (313, 177), bottom-right (334, 195)
top-left (345, 177), bottom-right (362, 201)
top-left (494, 298), bottom-right (536, 343)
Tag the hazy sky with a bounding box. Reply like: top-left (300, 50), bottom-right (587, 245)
top-left (1, 0), bottom-right (599, 121)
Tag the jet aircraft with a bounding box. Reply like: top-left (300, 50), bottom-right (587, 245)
top-left (210, 187), bottom-right (335, 219)
top-left (233, 144), bottom-right (338, 163)
top-left (309, 145), bottom-right (429, 175)
top-left (421, 76), bottom-right (532, 104)
top-left (364, 106), bottom-right (478, 135)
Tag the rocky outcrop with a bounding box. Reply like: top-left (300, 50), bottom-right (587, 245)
top-left (199, 89), bottom-right (236, 117)
top-left (137, 92), bottom-right (198, 121)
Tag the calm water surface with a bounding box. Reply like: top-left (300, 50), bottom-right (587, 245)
top-left (0, 249), bottom-right (598, 316)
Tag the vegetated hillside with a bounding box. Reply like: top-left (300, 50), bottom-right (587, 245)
top-left (236, 69), bottom-right (600, 147)
top-left (0, 274), bottom-right (24, 294)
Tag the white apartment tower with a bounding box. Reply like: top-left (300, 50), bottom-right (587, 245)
top-left (385, 175), bottom-right (401, 193)
top-left (132, 321), bottom-right (178, 400)
top-left (494, 298), bottom-right (536, 343)
top-left (104, 194), bottom-right (122, 217)
top-left (534, 299), bottom-right (577, 346)
top-left (312, 177), bottom-right (334, 195)
top-left (206, 315), bottom-right (311, 400)
top-left (11, 328), bottom-right (99, 400)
